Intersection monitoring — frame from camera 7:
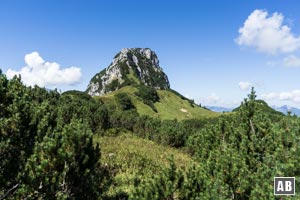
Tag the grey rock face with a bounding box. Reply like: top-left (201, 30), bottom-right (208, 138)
top-left (86, 48), bottom-right (170, 96)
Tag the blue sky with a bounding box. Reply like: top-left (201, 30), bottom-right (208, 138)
top-left (1, 0), bottom-right (300, 107)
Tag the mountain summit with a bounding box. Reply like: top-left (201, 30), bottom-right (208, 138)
top-left (87, 48), bottom-right (170, 96)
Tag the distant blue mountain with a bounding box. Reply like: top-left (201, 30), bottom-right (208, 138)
top-left (206, 104), bottom-right (300, 116)
top-left (205, 106), bottom-right (233, 113)
top-left (272, 105), bottom-right (300, 116)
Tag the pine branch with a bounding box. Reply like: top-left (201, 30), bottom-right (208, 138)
top-left (0, 183), bottom-right (19, 200)
top-left (249, 119), bottom-right (255, 134)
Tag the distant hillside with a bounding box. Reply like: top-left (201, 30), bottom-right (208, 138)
top-left (97, 86), bottom-right (220, 120)
top-left (233, 99), bottom-right (284, 116)
top-left (205, 106), bottom-right (233, 113)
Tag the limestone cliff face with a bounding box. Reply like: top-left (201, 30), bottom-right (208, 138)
top-left (86, 48), bottom-right (170, 96)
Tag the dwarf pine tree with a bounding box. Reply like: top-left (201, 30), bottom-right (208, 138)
top-left (0, 73), bottom-right (110, 199)
top-left (130, 157), bottom-right (184, 200)
top-left (16, 119), bottom-right (104, 199)
top-left (0, 75), bottom-right (36, 196)
top-left (183, 88), bottom-right (300, 199)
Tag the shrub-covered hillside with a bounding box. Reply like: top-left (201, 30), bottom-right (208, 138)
top-left (1, 70), bottom-right (300, 199)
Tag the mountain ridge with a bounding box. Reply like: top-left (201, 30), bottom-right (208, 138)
top-left (272, 105), bottom-right (300, 116)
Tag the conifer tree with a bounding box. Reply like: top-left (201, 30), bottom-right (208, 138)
top-left (17, 120), bottom-right (105, 199)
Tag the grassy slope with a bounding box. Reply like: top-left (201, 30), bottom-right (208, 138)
top-left (94, 133), bottom-right (194, 197)
top-left (97, 86), bottom-right (220, 120)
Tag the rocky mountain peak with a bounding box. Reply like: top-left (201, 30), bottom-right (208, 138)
top-left (86, 48), bottom-right (170, 96)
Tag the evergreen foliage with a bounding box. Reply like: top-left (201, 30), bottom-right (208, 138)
top-left (115, 93), bottom-right (135, 111)
top-left (130, 157), bottom-right (184, 200)
top-left (233, 88), bottom-right (284, 118)
top-left (17, 120), bottom-right (104, 199)
top-left (0, 73), bottom-right (109, 199)
top-left (2, 70), bottom-right (300, 199)
top-left (59, 90), bottom-right (109, 133)
top-left (135, 85), bottom-right (159, 112)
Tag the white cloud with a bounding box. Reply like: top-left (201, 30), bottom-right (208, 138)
top-left (266, 60), bottom-right (279, 66)
top-left (283, 55), bottom-right (300, 67)
top-left (238, 81), bottom-right (252, 90)
top-left (262, 90), bottom-right (300, 103)
top-left (236, 9), bottom-right (300, 55)
top-left (6, 52), bottom-right (82, 87)
top-left (197, 94), bottom-right (240, 107)
top-left (205, 93), bottom-right (221, 104)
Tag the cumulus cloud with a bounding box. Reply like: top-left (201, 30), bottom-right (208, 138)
top-left (238, 81), bottom-right (252, 90)
top-left (205, 93), bottom-right (221, 104)
top-left (283, 55), bottom-right (300, 67)
top-left (236, 9), bottom-right (300, 55)
top-left (262, 90), bottom-right (300, 103)
top-left (6, 52), bottom-right (82, 87)
top-left (266, 60), bottom-right (280, 66)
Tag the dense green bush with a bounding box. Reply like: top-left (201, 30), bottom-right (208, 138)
top-left (115, 93), bottom-right (135, 111)
top-left (135, 85), bottom-right (159, 112)
top-left (135, 85), bottom-right (159, 103)
top-left (129, 88), bottom-right (300, 199)
top-left (17, 120), bottom-right (104, 199)
top-left (184, 88), bottom-right (300, 199)
top-left (2, 70), bottom-right (300, 199)
top-left (59, 91), bottom-right (109, 133)
top-left (130, 157), bottom-right (184, 200)
top-left (0, 73), bottom-right (109, 199)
